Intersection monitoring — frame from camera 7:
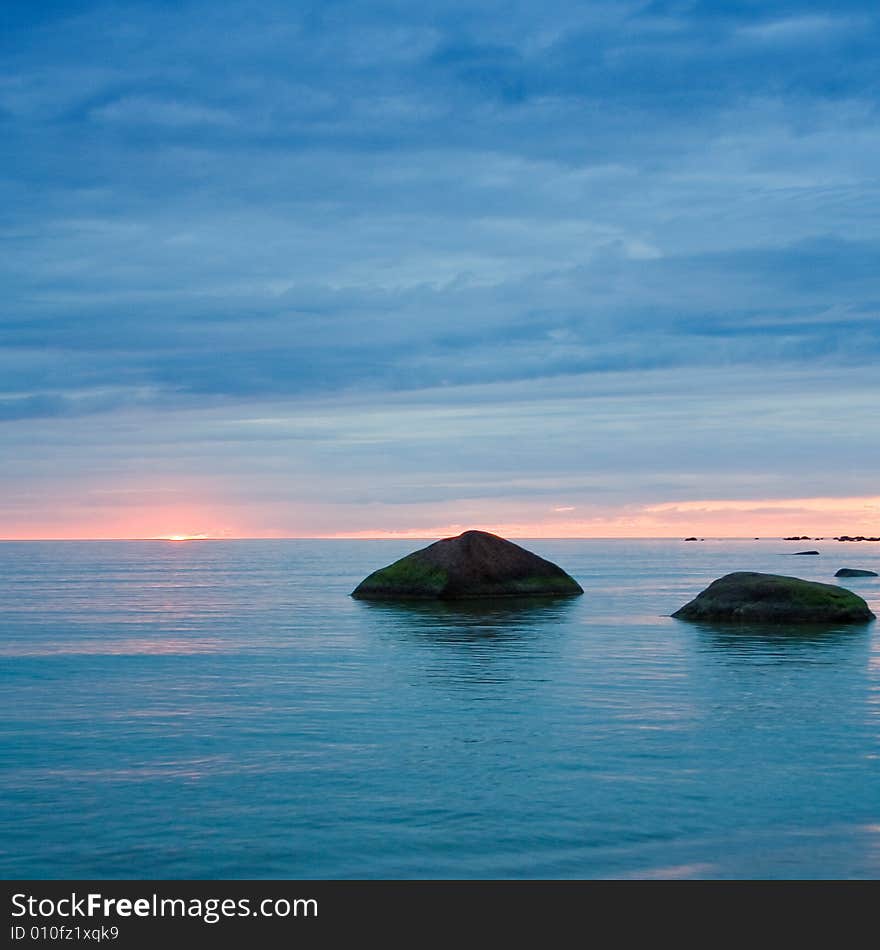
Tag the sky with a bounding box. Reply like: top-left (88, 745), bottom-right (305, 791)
top-left (1, 0), bottom-right (879, 539)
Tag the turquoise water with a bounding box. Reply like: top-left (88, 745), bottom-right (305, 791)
top-left (1, 539), bottom-right (878, 879)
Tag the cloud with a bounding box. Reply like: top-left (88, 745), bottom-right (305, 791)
top-left (90, 96), bottom-right (235, 128)
top-left (737, 15), bottom-right (860, 44)
top-left (1, 0), bottom-right (879, 535)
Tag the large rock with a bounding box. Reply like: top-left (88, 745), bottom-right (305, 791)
top-left (835, 568), bottom-right (878, 578)
top-left (672, 572), bottom-right (875, 623)
top-left (351, 530), bottom-right (584, 600)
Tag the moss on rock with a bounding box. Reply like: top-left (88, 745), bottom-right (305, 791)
top-left (353, 555), bottom-right (449, 599)
top-left (672, 571), bottom-right (875, 624)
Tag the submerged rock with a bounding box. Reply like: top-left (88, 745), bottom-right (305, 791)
top-left (351, 530), bottom-right (584, 600)
top-left (672, 572), bottom-right (875, 624)
top-left (835, 568), bottom-right (878, 578)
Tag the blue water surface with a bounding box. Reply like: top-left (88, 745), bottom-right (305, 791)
top-left (1, 539), bottom-right (878, 879)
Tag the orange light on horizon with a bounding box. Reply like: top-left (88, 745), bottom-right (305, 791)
top-left (322, 494), bottom-right (880, 540)
top-left (3, 493), bottom-right (878, 541)
top-left (158, 534), bottom-right (211, 542)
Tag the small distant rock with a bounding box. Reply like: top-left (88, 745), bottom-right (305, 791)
top-left (783, 536), bottom-right (811, 541)
top-left (684, 537), bottom-right (698, 541)
top-left (835, 568), bottom-right (878, 578)
top-left (835, 535), bottom-right (880, 542)
top-left (351, 530), bottom-right (584, 600)
top-left (791, 551), bottom-right (820, 556)
top-left (672, 572), bottom-right (875, 624)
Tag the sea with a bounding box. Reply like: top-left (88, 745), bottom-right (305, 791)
top-left (1, 538), bottom-right (878, 880)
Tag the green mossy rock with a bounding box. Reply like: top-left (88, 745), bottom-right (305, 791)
top-left (351, 530), bottom-right (584, 600)
top-left (672, 571), bottom-right (875, 624)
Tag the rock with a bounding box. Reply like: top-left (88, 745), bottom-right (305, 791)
top-left (791, 550), bottom-right (820, 555)
top-left (672, 572), bottom-right (875, 624)
top-left (351, 530), bottom-right (584, 600)
top-left (835, 535), bottom-right (880, 542)
top-left (835, 568), bottom-right (879, 578)
top-left (783, 536), bottom-right (811, 541)
top-left (683, 537), bottom-right (698, 541)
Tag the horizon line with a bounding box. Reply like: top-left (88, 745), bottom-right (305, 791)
top-left (0, 535), bottom-right (876, 543)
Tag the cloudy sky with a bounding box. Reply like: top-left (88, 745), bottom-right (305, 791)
top-left (2, 0), bottom-right (879, 539)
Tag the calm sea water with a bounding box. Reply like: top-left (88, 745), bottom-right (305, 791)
top-left (1, 539), bottom-right (878, 880)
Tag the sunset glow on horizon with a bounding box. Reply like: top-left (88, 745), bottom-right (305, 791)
top-left (321, 494), bottom-right (880, 540)
top-left (159, 534), bottom-right (213, 542)
top-left (3, 493), bottom-right (878, 541)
